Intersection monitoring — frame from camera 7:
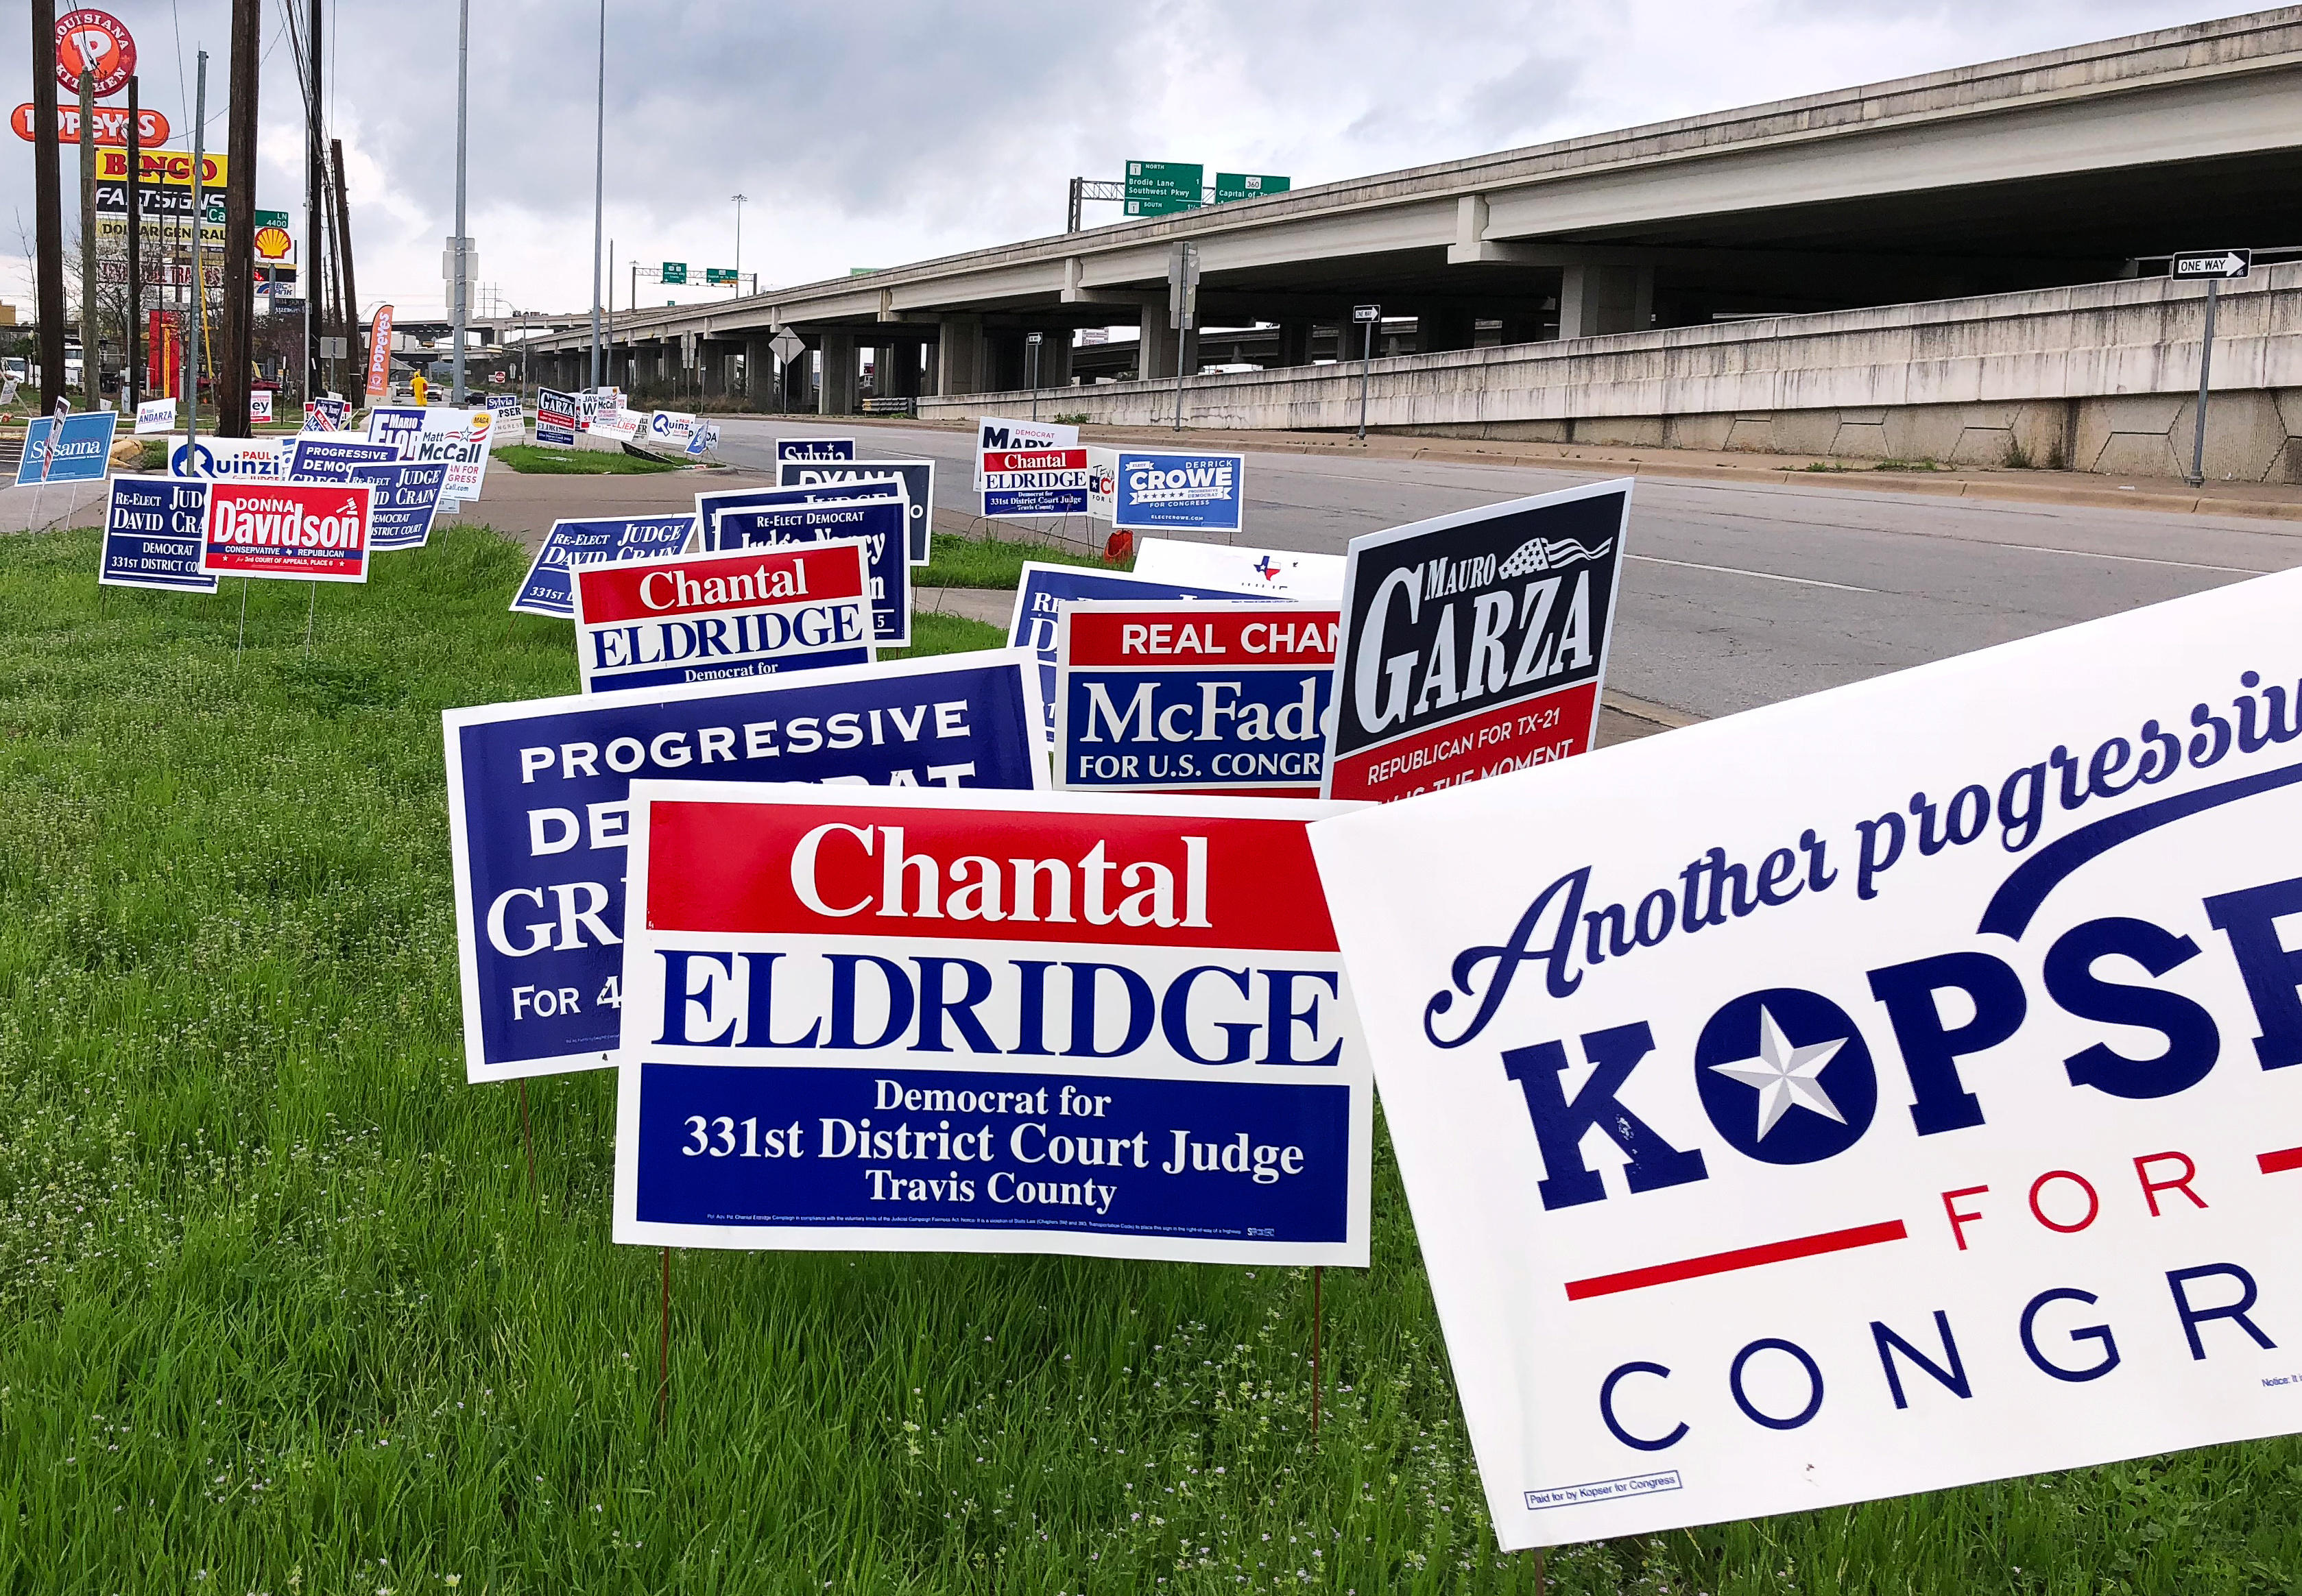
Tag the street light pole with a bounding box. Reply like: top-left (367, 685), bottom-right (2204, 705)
top-left (732, 193), bottom-right (745, 294)
top-left (451, 0), bottom-right (469, 404)
top-left (589, 0), bottom-right (606, 388)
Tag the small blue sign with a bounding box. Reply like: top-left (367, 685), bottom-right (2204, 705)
top-left (696, 480), bottom-right (905, 549)
top-left (714, 496), bottom-right (913, 648)
top-left (1007, 561), bottom-right (1249, 736)
top-left (776, 437), bottom-right (854, 463)
top-left (97, 476), bottom-right (216, 593)
top-left (288, 436), bottom-right (400, 482)
top-left (365, 405), bottom-right (427, 459)
top-left (1113, 449), bottom-right (1246, 534)
top-left (16, 411), bottom-right (119, 486)
top-left (509, 514), bottom-right (697, 618)
top-left (778, 458), bottom-right (935, 564)
top-left (349, 460), bottom-right (452, 552)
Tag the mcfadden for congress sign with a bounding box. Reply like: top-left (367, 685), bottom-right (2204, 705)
top-left (1308, 566), bottom-right (2302, 1550)
top-left (611, 784), bottom-right (1372, 1264)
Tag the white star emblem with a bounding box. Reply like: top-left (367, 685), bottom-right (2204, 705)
top-left (1709, 1006), bottom-right (1849, 1139)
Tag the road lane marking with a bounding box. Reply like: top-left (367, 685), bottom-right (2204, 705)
top-left (1627, 553), bottom-right (1878, 592)
top-left (1993, 542), bottom-right (2265, 575)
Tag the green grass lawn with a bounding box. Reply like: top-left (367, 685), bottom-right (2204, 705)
top-left (0, 524), bottom-right (2297, 1593)
top-left (496, 444), bottom-right (686, 476)
top-left (918, 531), bottom-right (1127, 590)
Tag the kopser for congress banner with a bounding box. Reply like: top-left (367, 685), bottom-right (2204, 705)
top-left (443, 651), bottom-right (1048, 1083)
top-left (612, 784), bottom-right (1372, 1264)
top-left (1309, 565), bottom-right (2302, 1550)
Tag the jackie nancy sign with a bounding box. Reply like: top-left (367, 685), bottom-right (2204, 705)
top-left (1324, 480), bottom-right (1628, 803)
top-left (1308, 566), bottom-right (2302, 1549)
top-left (612, 785), bottom-right (1372, 1262)
top-left (571, 542), bottom-right (873, 694)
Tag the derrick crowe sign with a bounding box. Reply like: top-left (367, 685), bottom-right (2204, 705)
top-left (572, 541), bottom-right (873, 694)
top-left (1324, 480), bottom-right (1627, 803)
top-left (612, 785), bottom-right (1372, 1264)
top-left (1306, 566), bottom-right (2302, 1550)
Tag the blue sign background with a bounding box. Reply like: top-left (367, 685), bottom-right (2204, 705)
top-left (510, 515), bottom-right (697, 617)
top-left (1114, 450), bottom-right (1245, 534)
top-left (1008, 565), bottom-right (1248, 736)
top-left (697, 480), bottom-right (903, 549)
top-left (985, 476), bottom-right (1090, 518)
top-left (776, 438), bottom-right (855, 463)
top-left (16, 412), bottom-right (119, 485)
top-left (365, 406), bottom-right (427, 458)
top-left (1059, 666), bottom-right (1332, 791)
top-left (778, 459), bottom-right (935, 564)
top-left (289, 437), bottom-right (400, 481)
top-left (446, 657), bottom-right (1045, 1078)
top-left (98, 476), bottom-right (215, 592)
top-left (350, 460), bottom-right (451, 551)
top-left (715, 497), bottom-right (911, 646)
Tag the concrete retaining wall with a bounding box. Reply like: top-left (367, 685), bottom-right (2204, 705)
top-left (920, 262), bottom-right (2302, 482)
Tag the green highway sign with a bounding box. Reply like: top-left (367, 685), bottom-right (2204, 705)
top-left (1214, 172), bottom-right (1290, 204)
top-left (661, 261), bottom-right (688, 284)
top-left (254, 208), bottom-right (290, 228)
top-left (705, 267), bottom-right (739, 285)
top-left (1125, 159), bottom-right (1202, 217)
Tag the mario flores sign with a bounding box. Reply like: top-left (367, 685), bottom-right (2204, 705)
top-left (200, 480), bottom-right (373, 582)
top-left (612, 785), bottom-right (1371, 1264)
top-left (1307, 567), bottom-right (2302, 1549)
top-left (572, 542), bottom-right (874, 694)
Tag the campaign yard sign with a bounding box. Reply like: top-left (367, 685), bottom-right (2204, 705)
top-left (778, 458), bottom-right (935, 566)
top-left (648, 411), bottom-right (699, 449)
top-left (1056, 601), bottom-right (1339, 797)
top-left (169, 435), bottom-right (287, 480)
top-left (695, 481), bottom-right (910, 552)
top-left (304, 396), bottom-right (350, 431)
top-left (1007, 562), bottom-right (1258, 740)
top-left (974, 416), bottom-right (1078, 492)
top-left (984, 446), bottom-right (1091, 519)
top-left (199, 479), bottom-right (374, 583)
top-left (591, 408), bottom-right (640, 444)
top-left (287, 435), bottom-right (400, 482)
top-left (98, 476), bottom-right (215, 593)
top-left (134, 396), bottom-right (178, 435)
top-left (350, 460), bottom-right (451, 552)
top-left (365, 404), bottom-right (428, 458)
top-left (778, 437), bottom-right (855, 465)
top-left (610, 784), bottom-right (1373, 1264)
top-left (712, 496), bottom-right (913, 649)
top-left (571, 541), bottom-right (874, 694)
top-left (410, 415), bottom-right (496, 503)
top-left (15, 411), bottom-right (119, 485)
top-left (250, 391), bottom-right (274, 425)
top-left (1307, 565), bottom-right (2302, 1550)
top-left (443, 651), bottom-right (1048, 1081)
top-left (1324, 479), bottom-right (1629, 805)
top-left (1134, 537), bottom-right (1346, 601)
top-left (510, 515), bottom-right (698, 618)
top-left (486, 394), bottom-right (524, 444)
top-left (1112, 449), bottom-right (1246, 535)
top-left (537, 388), bottom-right (579, 448)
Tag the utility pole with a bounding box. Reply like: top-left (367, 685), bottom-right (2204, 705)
top-left (305, 0), bottom-right (323, 403)
top-left (1027, 331), bottom-right (1042, 422)
top-left (331, 140), bottom-right (361, 397)
top-left (452, 0), bottom-right (470, 403)
top-left (125, 73), bottom-right (141, 408)
top-left (79, 67), bottom-right (97, 403)
top-left (32, 0), bottom-right (66, 412)
top-left (184, 51), bottom-right (206, 456)
top-left (732, 193), bottom-right (745, 290)
top-left (219, 0), bottom-right (259, 434)
top-left (1354, 304), bottom-right (1380, 441)
top-left (588, 0), bottom-right (605, 387)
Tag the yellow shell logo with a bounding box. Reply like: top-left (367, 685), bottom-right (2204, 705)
top-left (254, 224), bottom-right (292, 261)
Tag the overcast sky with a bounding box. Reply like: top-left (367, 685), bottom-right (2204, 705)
top-left (2, 1), bottom-right (2245, 326)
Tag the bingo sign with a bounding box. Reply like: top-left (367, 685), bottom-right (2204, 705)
top-left (983, 446), bottom-right (1090, 519)
top-left (1324, 481), bottom-right (1629, 804)
top-left (571, 542), bottom-right (874, 694)
top-left (1310, 564), bottom-right (2302, 1549)
top-left (610, 784), bottom-right (1374, 1265)
top-left (1113, 449), bottom-right (1245, 535)
top-left (200, 479), bottom-right (373, 583)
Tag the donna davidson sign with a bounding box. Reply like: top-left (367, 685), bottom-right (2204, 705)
top-left (200, 479), bottom-right (372, 583)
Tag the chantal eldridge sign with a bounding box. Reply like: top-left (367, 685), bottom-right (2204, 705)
top-left (611, 784), bottom-right (1372, 1264)
top-left (571, 542), bottom-right (873, 694)
top-left (1309, 565), bottom-right (2302, 1550)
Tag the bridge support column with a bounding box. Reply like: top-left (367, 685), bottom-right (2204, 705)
top-left (743, 336), bottom-right (772, 403)
top-left (1277, 321), bottom-right (1313, 367)
top-left (882, 342), bottom-right (921, 400)
top-left (1139, 306), bottom-right (1196, 383)
top-left (699, 340), bottom-right (726, 398)
top-left (819, 330), bottom-right (858, 415)
top-left (937, 313), bottom-right (986, 396)
top-left (1034, 333), bottom-right (1072, 389)
top-left (1420, 306), bottom-right (1476, 353)
top-left (1559, 265), bottom-right (1653, 339)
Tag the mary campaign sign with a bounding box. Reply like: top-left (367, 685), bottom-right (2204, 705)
top-left (1134, 538), bottom-right (1345, 601)
top-left (712, 495), bottom-right (912, 649)
top-left (442, 651), bottom-right (1047, 1081)
top-left (537, 388), bottom-right (579, 448)
top-left (610, 784), bottom-right (1372, 1264)
top-left (778, 458), bottom-right (934, 566)
top-left (1055, 601), bottom-right (1339, 797)
top-left (1112, 449), bottom-right (1246, 535)
top-left (200, 479), bottom-right (374, 583)
top-left (99, 476), bottom-right (215, 593)
top-left (778, 437), bottom-right (854, 464)
top-left (287, 436), bottom-right (399, 481)
top-left (572, 541), bottom-right (873, 694)
top-left (974, 417), bottom-right (1077, 492)
top-left (1325, 480), bottom-right (1628, 804)
top-left (511, 515), bottom-right (697, 618)
top-left (1007, 561), bottom-right (1256, 739)
top-left (16, 411), bottom-right (119, 485)
top-left (1308, 566), bottom-right (2302, 1550)
top-left (350, 460), bottom-right (451, 552)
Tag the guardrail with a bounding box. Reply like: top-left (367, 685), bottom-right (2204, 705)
top-left (861, 397), bottom-right (917, 417)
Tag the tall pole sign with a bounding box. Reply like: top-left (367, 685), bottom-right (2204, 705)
top-left (78, 66), bottom-right (97, 402)
top-left (1168, 242), bottom-right (1199, 433)
top-left (2172, 249), bottom-right (2251, 489)
top-left (1353, 304), bottom-right (1380, 442)
top-left (32, 0), bottom-right (67, 413)
top-left (124, 71), bottom-right (139, 407)
top-left (220, 0), bottom-right (259, 436)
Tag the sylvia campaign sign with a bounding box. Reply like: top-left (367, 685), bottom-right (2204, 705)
top-left (1056, 601), bottom-right (1339, 797)
top-left (443, 651), bottom-right (1048, 1081)
top-left (1134, 538), bottom-right (1345, 601)
top-left (200, 479), bottom-right (373, 583)
top-left (350, 460), bottom-right (451, 552)
top-left (1324, 480), bottom-right (1628, 804)
top-left (1110, 450), bottom-right (1245, 535)
top-left (571, 542), bottom-right (873, 694)
top-left (16, 411), bottom-right (119, 485)
top-left (777, 437), bottom-right (854, 464)
top-left (778, 458), bottom-right (934, 566)
top-left (98, 476), bottom-right (215, 593)
top-left (610, 784), bottom-right (1373, 1263)
top-left (1007, 562), bottom-right (1256, 739)
top-left (713, 495), bottom-right (912, 649)
top-left (1307, 566), bottom-right (2302, 1549)
top-left (510, 516), bottom-right (697, 618)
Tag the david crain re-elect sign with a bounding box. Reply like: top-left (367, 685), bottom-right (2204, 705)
top-left (443, 652), bottom-right (1047, 1082)
top-left (612, 784), bottom-right (1372, 1263)
top-left (200, 479), bottom-right (373, 583)
top-left (1325, 480), bottom-right (1628, 803)
top-left (572, 541), bottom-right (874, 694)
top-left (1057, 600), bottom-right (1339, 797)
top-left (1308, 567), bottom-right (2302, 1550)
top-left (99, 475), bottom-right (215, 593)
top-left (511, 515), bottom-right (696, 619)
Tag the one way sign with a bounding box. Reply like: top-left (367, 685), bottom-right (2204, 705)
top-left (2172, 250), bottom-right (2251, 280)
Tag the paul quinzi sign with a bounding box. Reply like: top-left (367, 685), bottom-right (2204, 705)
top-left (1307, 564), bottom-right (2302, 1549)
top-left (611, 784), bottom-right (1373, 1263)
top-left (571, 540), bottom-right (873, 694)
top-left (1324, 479), bottom-right (1628, 803)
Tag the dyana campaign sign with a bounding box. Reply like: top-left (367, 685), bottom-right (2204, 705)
top-left (98, 476), bottom-right (215, 593)
top-left (350, 460), bottom-right (451, 553)
top-left (1112, 449), bottom-right (1246, 535)
top-left (511, 516), bottom-right (697, 618)
top-left (610, 784), bottom-right (1373, 1264)
top-left (713, 495), bottom-right (913, 649)
top-left (1056, 601), bottom-right (1339, 797)
top-left (778, 458), bottom-right (935, 566)
top-left (778, 437), bottom-right (855, 465)
top-left (442, 651), bottom-right (1048, 1082)
top-left (1308, 566), bottom-right (2302, 1550)
top-left (1324, 480), bottom-right (1629, 804)
top-left (571, 542), bottom-right (873, 694)
top-left (16, 411), bottom-right (119, 485)
top-left (200, 479), bottom-right (373, 583)
top-left (1007, 561), bottom-right (1257, 740)
top-left (1134, 538), bottom-right (1346, 601)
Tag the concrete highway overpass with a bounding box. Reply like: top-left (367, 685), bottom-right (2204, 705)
top-left (516, 10), bottom-right (2302, 476)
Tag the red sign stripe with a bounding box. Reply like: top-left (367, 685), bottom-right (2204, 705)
top-left (2258, 1146), bottom-right (2302, 1175)
top-left (1563, 1219), bottom-right (1909, 1302)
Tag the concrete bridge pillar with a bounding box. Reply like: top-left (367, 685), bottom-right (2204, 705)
top-left (1138, 306), bottom-right (1197, 383)
top-left (1032, 333), bottom-right (1073, 390)
top-left (1276, 321), bottom-right (1314, 367)
top-left (880, 342), bottom-right (921, 399)
top-left (743, 336), bottom-right (772, 403)
top-left (1420, 306), bottom-right (1476, 353)
top-left (937, 313), bottom-right (985, 396)
top-left (819, 330), bottom-right (858, 415)
top-left (1559, 265), bottom-right (1654, 339)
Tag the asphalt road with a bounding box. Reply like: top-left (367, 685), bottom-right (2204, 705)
top-left (715, 415), bottom-right (2302, 722)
